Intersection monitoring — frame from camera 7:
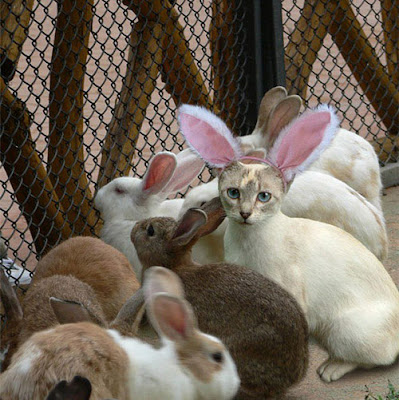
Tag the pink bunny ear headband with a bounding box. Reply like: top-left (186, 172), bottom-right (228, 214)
top-left (177, 104), bottom-right (340, 191)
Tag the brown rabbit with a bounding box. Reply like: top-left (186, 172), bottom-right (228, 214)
top-left (0, 270), bottom-right (106, 371)
top-left (0, 267), bottom-right (239, 400)
top-left (0, 272), bottom-right (145, 372)
top-left (33, 236), bottom-right (140, 322)
top-left (131, 198), bottom-right (309, 399)
top-left (1, 237), bottom-right (141, 371)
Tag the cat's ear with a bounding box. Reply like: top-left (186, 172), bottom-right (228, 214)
top-left (178, 105), bottom-right (242, 168)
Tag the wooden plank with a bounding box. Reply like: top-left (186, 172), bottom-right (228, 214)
top-left (160, 6), bottom-right (214, 110)
top-left (284, 0), bottom-right (331, 98)
top-left (122, 0), bottom-right (213, 107)
top-left (380, 0), bottom-right (399, 86)
top-left (1, 78), bottom-right (71, 255)
top-left (98, 1), bottom-right (214, 185)
top-left (329, 0), bottom-right (399, 138)
top-left (48, 0), bottom-right (96, 235)
top-left (98, 20), bottom-right (163, 186)
top-left (209, 0), bottom-right (240, 132)
top-left (0, 0), bottom-right (34, 81)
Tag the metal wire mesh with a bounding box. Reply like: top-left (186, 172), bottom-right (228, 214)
top-left (1, 0), bottom-right (248, 286)
top-left (282, 0), bottom-right (399, 165)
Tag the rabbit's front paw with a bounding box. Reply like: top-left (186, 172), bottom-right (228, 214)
top-left (317, 359), bottom-right (357, 382)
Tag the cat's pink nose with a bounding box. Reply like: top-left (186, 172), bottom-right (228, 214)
top-left (240, 211), bottom-right (251, 220)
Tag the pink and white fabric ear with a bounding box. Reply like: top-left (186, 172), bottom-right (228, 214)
top-left (177, 103), bottom-right (340, 191)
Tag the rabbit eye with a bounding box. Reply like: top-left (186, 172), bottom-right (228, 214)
top-left (257, 192), bottom-right (271, 203)
top-left (227, 188), bottom-right (240, 199)
top-left (147, 224), bottom-right (155, 237)
top-left (211, 351), bottom-right (223, 363)
top-left (200, 201), bottom-right (206, 207)
top-left (115, 187), bottom-right (125, 195)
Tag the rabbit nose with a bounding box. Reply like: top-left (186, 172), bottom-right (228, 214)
top-left (240, 211), bottom-right (251, 220)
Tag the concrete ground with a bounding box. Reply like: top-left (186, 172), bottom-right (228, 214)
top-left (285, 185), bottom-right (399, 400)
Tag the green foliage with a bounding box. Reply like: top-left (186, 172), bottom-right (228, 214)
top-left (365, 382), bottom-right (399, 400)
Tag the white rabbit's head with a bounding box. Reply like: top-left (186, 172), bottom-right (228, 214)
top-left (95, 150), bottom-right (204, 222)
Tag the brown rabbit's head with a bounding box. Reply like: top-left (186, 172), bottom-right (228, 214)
top-left (131, 197), bottom-right (225, 274)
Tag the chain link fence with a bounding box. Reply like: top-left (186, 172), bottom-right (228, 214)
top-left (1, 0), bottom-right (398, 291)
top-left (283, 0), bottom-right (398, 164)
top-left (1, 0), bottom-right (249, 286)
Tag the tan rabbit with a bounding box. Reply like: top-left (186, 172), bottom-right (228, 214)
top-left (0, 269), bottom-right (107, 371)
top-left (0, 267), bottom-right (145, 371)
top-left (178, 103), bottom-right (399, 383)
top-left (0, 267), bottom-right (239, 400)
top-left (33, 236), bottom-right (140, 322)
top-left (1, 237), bottom-right (140, 370)
top-left (131, 198), bottom-right (309, 399)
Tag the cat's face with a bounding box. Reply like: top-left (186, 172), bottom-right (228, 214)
top-left (219, 162), bottom-right (284, 225)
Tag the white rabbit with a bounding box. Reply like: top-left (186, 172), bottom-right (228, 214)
top-left (239, 86), bottom-right (383, 210)
top-left (95, 150), bottom-right (204, 278)
top-left (178, 103), bottom-right (399, 383)
top-left (0, 267), bottom-right (240, 400)
top-left (179, 95), bottom-right (387, 262)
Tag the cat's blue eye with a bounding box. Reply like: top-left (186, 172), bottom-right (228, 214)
top-left (227, 188), bottom-right (240, 199)
top-left (257, 192), bottom-right (271, 202)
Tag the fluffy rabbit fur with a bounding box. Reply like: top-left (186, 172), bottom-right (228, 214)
top-left (95, 150), bottom-right (204, 279)
top-left (0, 267), bottom-right (239, 400)
top-left (33, 236), bottom-right (140, 322)
top-left (0, 271), bottom-right (107, 371)
top-left (178, 103), bottom-right (399, 382)
top-left (131, 199), bottom-right (309, 399)
top-left (239, 86), bottom-right (383, 210)
top-left (179, 93), bottom-right (387, 262)
top-left (1, 238), bottom-right (142, 371)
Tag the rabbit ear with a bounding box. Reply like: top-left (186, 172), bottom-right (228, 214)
top-left (255, 86), bottom-right (287, 132)
top-left (148, 293), bottom-right (196, 342)
top-left (49, 297), bottom-right (100, 325)
top-left (178, 104), bottom-right (242, 168)
top-left (141, 152), bottom-right (177, 196)
top-left (268, 105), bottom-right (339, 184)
top-left (144, 266), bottom-right (185, 299)
top-left (196, 197), bottom-right (226, 237)
top-left (46, 376), bottom-right (92, 400)
top-left (160, 149), bottom-right (205, 196)
top-left (172, 208), bottom-right (208, 246)
top-left (0, 268), bottom-right (23, 322)
top-left (110, 289), bottom-right (146, 336)
top-left (265, 95), bottom-right (303, 148)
